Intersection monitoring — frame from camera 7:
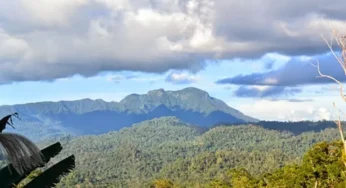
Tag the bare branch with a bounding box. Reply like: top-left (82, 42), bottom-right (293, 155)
top-left (313, 26), bottom-right (346, 168)
top-left (321, 34), bottom-right (346, 74)
top-left (333, 103), bottom-right (346, 143)
top-left (310, 60), bottom-right (346, 102)
top-left (333, 102), bottom-right (346, 167)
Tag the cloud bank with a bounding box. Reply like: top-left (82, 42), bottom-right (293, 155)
top-left (1, 0), bottom-right (346, 84)
top-left (234, 85), bottom-right (302, 98)
top-left (216, 53), bottom-right (346, 86)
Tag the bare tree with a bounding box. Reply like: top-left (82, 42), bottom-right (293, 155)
top-left (311, 27), bottom-right (346, 166)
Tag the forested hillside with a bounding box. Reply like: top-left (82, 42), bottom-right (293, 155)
top-left (218, 120), bottom-right (338, 135)
top-left (32, 117), bottom-right (344, 187)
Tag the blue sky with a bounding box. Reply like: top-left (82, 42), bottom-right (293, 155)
top-left (0, 0), bottom-right (346, 121)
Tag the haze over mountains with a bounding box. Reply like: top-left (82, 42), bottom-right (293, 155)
top-left (0, 87), bottom-right (258, 141)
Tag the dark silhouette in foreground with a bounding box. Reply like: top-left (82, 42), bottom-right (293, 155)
top-left (0, 113), bottom-right (75, 188)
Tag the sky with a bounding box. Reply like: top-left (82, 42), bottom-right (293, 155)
top-left (0, 0), bottom-right (346, 121)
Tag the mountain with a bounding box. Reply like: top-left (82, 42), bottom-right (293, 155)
top-left (0, 87), bottom-right (258, 140)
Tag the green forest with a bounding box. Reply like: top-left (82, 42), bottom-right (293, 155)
top-left (0, 1), bottom-right (345, 187)
top-left (26, 117), bottom-right (346, 187)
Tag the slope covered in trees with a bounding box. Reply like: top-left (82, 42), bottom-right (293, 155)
top-left (217, 120), bottom-right (339, 135)
top-left (32, 117), bottom-right (344, 187)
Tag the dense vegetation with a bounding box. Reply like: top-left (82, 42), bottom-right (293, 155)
top-left (219, 120), bottom-right (339, 135)
top-left (30, 117), bottom-right (345, 187)
top-left (225, 141), bottom-right (346, 187)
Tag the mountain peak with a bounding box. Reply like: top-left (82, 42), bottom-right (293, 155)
top-left (147, 88), bottom-right (166, 96)
top-left (170, 87), bottom-right (210, 100)
top-left (178, 87), bottom-right (209, 96)
top-left (180, 87), bottom-right (206, 92)
top-left (0, 87), bottom-right (258, 139)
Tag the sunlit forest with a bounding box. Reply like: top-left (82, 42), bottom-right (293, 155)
top-left (29, 117), bottom-right (346, 187)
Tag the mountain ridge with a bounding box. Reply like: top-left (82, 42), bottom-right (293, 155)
top-left (0, 87), bottom-right (258, 140)
top-left (0, 87), bottom-right (256, 120)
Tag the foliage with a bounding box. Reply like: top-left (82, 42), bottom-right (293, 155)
top-left (220, 120), bottom-right (339, 135)
top-left (228, 141), bottom-right (346, 188)
top-left (29, 117), bottom-right (345, 187)
top-left (150, 179), bottom-right (176, 188)
top-left (0, 113), bottom-right (75, 188)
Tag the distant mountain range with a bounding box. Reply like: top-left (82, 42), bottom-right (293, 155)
top-left (0, 87), bottom-right (258, 141)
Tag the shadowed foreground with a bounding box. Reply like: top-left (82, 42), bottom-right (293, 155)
top-left (0, 113), bottom-right (75, 188)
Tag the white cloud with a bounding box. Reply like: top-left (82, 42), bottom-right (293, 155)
top-left (0, 29), bottom-right (30, 59)
top-left (263, 78), bottom-right (279, 85)
top-left (0, 0), bottom-right (346, 84)
top-left (234, 95), bottom-right (343, 121)
top-left (106, 75), bottom-right (128, 82)
top-left (0, 0), bottom-right (89, 27)
top-left (311, 107), bottom-right (333, 121)
top-left (252, 85), bottom-right (272, 92)
top-left (165, 72), bottom-right (199, 84)
top-left (106, 73), bottom-right (162, 84)
top-left (95, 0), bottom-right (131, 11)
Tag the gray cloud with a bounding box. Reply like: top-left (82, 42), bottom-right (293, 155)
top-left (216, 53), bottom-right (346, 86)
top-left (270, 98), bottom-right (314, 103)
top-left (264, 60), bottom-right (275, 70)
top-left (213, 0), bottom-right (346, 58)
top-left (107, 74), bottom-right (138, 83)
top-left (0, 0), bottom-right (346, 84)
top-left (234, 86), bottom-right (302, 98)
